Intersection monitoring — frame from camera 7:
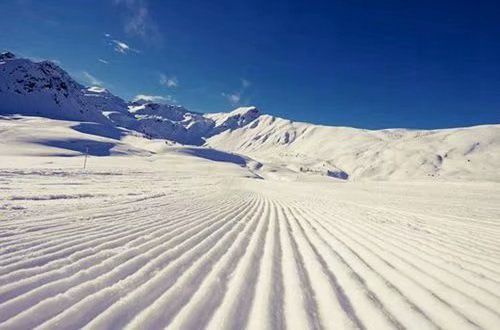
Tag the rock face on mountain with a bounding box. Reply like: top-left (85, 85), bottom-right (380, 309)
top-left (0, 53), bottom-right (261, 144)
top-left (206, 106), bottom-right (261, 135)
top-left (83, 87), bottom-right (138, 129)
top-left (0, 52), bottom-right (109, 124)
top-left (128, 101), bottom-right (215, 145)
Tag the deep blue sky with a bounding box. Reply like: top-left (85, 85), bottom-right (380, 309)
top-left (1, 0), bottom-right (499, 128)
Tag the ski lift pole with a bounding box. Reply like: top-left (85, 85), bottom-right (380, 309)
top-left (83, 146), bottom-right (89, 170)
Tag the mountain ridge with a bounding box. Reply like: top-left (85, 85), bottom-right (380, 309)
top-left (1, 52), bottom-right (499, 181)
top-left (0, 52), bottom-right (263, 144)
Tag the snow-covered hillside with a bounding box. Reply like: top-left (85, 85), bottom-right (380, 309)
top-left (0, 52), bottom-right (258, 145)
top-left (1, 131), bottom-right (499, 329)
top-left (2, 52), bottom-right (500, 330)
top-left (206, 115), bottom-right (500, 181)
top-left (128, 100), bottom-right (214, 145)
top-left (1, 51), bottom-right (499, 182)
top-left (0, 53), bottom-right (265, 143)
top-left (0, 52), bottom-right (109, 124)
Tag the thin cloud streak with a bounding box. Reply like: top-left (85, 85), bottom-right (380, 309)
top-left (133, 94), bottom-right (175, 103)
top-left (83, 71), bottom-right (103, 86)
top-left (113, 0), bottom-right (162, 44)
top-left (223, 78), bottom-right (251, 106)
top-left (160, 74), bottom-right (178, 88)
top-left (222, 92), bottom-right (241, 105)
top-left (104, 34), bottom-right (140, 54)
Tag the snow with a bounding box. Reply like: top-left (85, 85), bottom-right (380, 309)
top-left (0, 115), bottom-right (499, 329)
top-left (206, 106), bottom-right (261, 128)
top-left (0, 60), bottom-right (108, 124)
top-left (2, 52), bottom-right (498, 182)
top-left (0, 54), bottom-right (253, 146)
top-left (206, 115), bottom-right (500, 181)
top-left (1, 52), bottom-right (500, 329)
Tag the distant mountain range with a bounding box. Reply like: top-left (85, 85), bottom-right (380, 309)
top-left (1, 51), bottom-right (499, 181)
top-left (0, 51), bottom-right (261, 145)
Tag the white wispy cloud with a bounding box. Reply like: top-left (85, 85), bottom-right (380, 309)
top-left (222, 92), bottom-right (241, 105)
top-left (103, 34), bottom-right (139, 54)
top-left (113, 0), bottom-right (162, 44)
top-left (241, 78), bottom-right (251, 88)
top-left (111, 39), bottom-right (135, 54)
top-left (98, 58), bottom-right (109, 64)
top-left (160, 74), bottom-right (178, 88)
top-left (113, 40), bottom-right (130, 53)
top-left (222, 78), bottom-right (251, 105)
top-left (82, 71), bottom-right (103, 86)
top-left (133, 94), bottom-right (175, 103)
top-left (25, 56), bottom-right (61, 65)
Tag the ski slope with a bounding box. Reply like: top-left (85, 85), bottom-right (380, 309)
top-left (1, 145), bottom-right (500, 329)
top-left (1, 51), bottom-right (500, 330)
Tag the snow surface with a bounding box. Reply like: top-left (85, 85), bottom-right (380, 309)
top-left (1, 52), bottom-right (500, 329)
top-left (206, 115), bottom-right (500, 181)
top-left (1, 115), bottom-right (500, 329)
top-left (1, 52), bottom-right (499, 182)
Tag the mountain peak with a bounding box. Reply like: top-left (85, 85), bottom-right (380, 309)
top-left (207, 106), bottom-right (261, 129)
top-left (0, 51), bottom-right (16, 61)
top-left (228, 106), bottom-right (260, 117)
top-left (0, 53), bottom-right (269, 145)
top-left (0, 53), bottom-right (113, 123)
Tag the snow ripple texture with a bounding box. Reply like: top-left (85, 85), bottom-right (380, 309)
top-left (0, 170), bottom-right (499, 330)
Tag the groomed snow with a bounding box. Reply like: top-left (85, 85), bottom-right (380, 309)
top-left (1, 117), bottom-right (500, 329)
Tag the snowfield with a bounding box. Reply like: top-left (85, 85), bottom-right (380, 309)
top-left (1, 53), bottom-right (500, 329)
top-left (1, 118), bottom-right (500, 330)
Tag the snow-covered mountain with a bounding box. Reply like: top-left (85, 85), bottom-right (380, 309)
top-left (0, 52), bottom-right (261, 145)
top-left (1, 51), bottom-right (499, 181)
top-left (128, 100), bottom-right (214, 145)
top-left (0, 52), bottom-right (110, 124)
top-left (206, 115), bottom-right (500, 181)
top-left (205, 106), bottom-right (261, 135)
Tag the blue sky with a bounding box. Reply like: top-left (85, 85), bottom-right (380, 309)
top-left (1, 0), bottom-right (499, 128)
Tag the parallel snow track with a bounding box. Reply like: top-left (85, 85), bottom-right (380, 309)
top-left (0, 181), bottom-right (499, 330)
